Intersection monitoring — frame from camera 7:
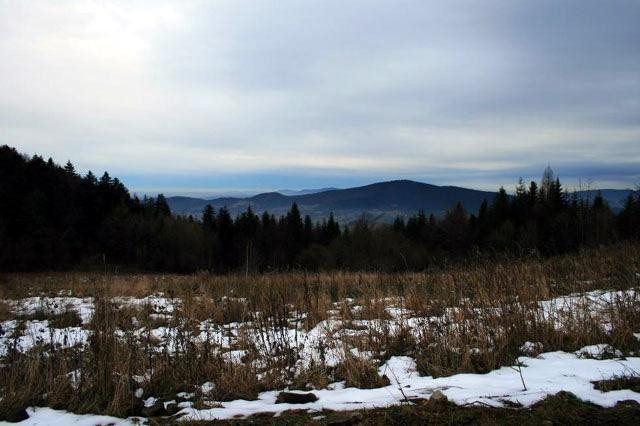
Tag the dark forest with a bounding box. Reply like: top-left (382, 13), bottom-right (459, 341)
top-left (1, 145), bottom-right (638, 273)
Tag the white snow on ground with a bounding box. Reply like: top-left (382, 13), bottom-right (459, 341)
top-left (6, 296), bottom-right (95, 324)
top-left (3, 349), bottom-right (638, 425)
top-left (2, 288), bottom-right (636, 357)
top-left (0, 320), bottom-right (89, 357)
top-left (1, 288), bottom-right (639, 424)
top-left (576, 344), bottom-right (623, 359)
top-left (111, 294), bottom-right (178, 314)
top-left (0, 407), bottom-right (140, 425)
top-left (177, 350), bottom-right (640, 421)
top-left (538, 289), bottom-right (639, 330)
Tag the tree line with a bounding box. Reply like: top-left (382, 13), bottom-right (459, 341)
top-left (1, 145), bottom-right (638, 272)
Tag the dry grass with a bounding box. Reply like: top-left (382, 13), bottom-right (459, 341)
top-left (0, 243), bottom-right (639, 420)
top-left (593, 373), bottom-right (640, 393)
top-left (334, 355), bottom-right (390, 389)
top-left (0, 301), bottom-right (10, 322)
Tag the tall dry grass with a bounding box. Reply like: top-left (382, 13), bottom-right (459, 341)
top-left (0, 243), bottom-right (638, 419)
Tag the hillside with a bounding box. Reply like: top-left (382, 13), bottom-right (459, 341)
top-left (576, 189), bottom-right (635, 211)
top-left (167, 180), bottom-right (636, 223)
top-left (167, 180), bottom-right (497, 223)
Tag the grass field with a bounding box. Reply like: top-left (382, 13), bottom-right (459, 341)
top-left (1, 243), bottom-right (639, 424)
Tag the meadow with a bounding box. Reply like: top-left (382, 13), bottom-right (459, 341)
top-left (1, 244), bottom-right (639, 424)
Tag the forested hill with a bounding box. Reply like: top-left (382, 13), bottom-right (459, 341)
top-left (167, 182), bottom-right (635, 224)
top-left (1, 144), bottom-right (639, 273)
top-left (167, 180), bottom-right (498, 223)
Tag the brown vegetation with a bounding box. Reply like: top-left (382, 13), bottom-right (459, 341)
top-left (0, 243), bottom-right (638, 420)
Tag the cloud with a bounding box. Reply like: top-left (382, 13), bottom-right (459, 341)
top-left (1, 0), bottom-right (638, 192)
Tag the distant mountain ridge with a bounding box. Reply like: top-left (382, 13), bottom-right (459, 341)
top-left (167, 180), bottom-right (636, 224)
top-left (277, 187), bottom-right (339, 196)
top-left (167, 180), bottom-right (497, 224)
top-left (574, 189), bottom-right (634, 211)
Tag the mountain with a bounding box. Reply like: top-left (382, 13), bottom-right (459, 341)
top-left (277, 187), bottom-right (339, 196)
top-left (167, 180), bottom-right (497, 223)
top-left (166, 180), bottom-right (636, 224)
top-left (575, 189), bottom-right (635, 211)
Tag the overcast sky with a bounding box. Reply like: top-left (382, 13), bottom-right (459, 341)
top-left (1, 0), bottom-right (639, 196)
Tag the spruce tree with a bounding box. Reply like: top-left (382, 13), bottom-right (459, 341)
top-left (202, 205), bottom-right (216, 231)
top-left (64, 160), bottom-right (76, 175)
top-left (154, 194), bottom-right (171, 217)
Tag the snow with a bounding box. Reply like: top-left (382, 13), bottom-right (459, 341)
top-left (143, 397), bottom-right (157, 408)
top-left (111, 295), bottom-right (178, 314)
top-left (538, 289), bottom-right (638, 329)
top-left (1, 288), bottom-right (639, 423)
top-left (576, 344), bottom-right (622, 359)
top-left (201, 382), bottom-right (215, 394)
top-left (7, 297), bottom-right (95, 324)
top-left (1, 407), bottom-right (140, 425)
top-left (3, 288), bottom-right (635, 358)
top-left (176, 350), bottom-right (640, 421)
top-left (176, 392), bottom-right (195, 400)
top-left (2, 350), bottom-right (639, 424)
top-left (520, 341), bottom-right (544, 356)
top-left (0, 320), bottom-right (89, 357)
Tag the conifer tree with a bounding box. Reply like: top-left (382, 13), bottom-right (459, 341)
top-left (154, 194), bottom-right (171, 217)
top-left (64, 160), bottom-right (76, 175)
top-left (202, 205), bottom-right (216, 231)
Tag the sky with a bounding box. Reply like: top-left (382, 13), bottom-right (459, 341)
top-left (1, 0), bottom-right (639, 197)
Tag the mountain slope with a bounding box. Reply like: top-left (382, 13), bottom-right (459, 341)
top-left (575, 189), bottom-right (635, 211)
top-left (167, 181), bottom-right (636, 223)
top-left (277, 187), bottom-right (339, 196)
top-left (167, 180), bottom-right (497, 223)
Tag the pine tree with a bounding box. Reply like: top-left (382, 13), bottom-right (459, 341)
top-left (216, 207), bottom-right (235, 270)
top-left (491, 187), bottom-right (510, 227)
top-left (528, 181), bottom-right (538, 208)
top-left (285, 203), bottom-right (303, 240)
top-left (326, 212), bottom-right (340, 241)
top-left (392, 216), bottom-right (405, 233)
top-left (64, 160), bottom-right (76, 175)
top-left (154, 194), bottom-right (171, 217)
top-left (618, 192), bottom-right (640, 240)
top-left (512, 178), bottom-right (529, 226)
top-left (441, 202), bottom-right (469, 253)
top-left (476, 199), bottom-right (490, 244)
top-left (99, 171), bottom-right (112, 187)
top-left (85, 171), bottom-right (98, 185)
top-left (541, 165), bottom-right (554, 200)
top-left (284, 203), bottom-right (304, 263)
top-left (591, 192), bottom-right (616, 245)
top-left (515, 177), bottom-right (527, 198)
top-left (303, 215), bottom-right (313, 245)
top-left (202, 205), bottom-right (216, 231)
top-left (548, 178), bottom-right (565, 213)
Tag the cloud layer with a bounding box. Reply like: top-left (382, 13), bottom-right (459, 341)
top-left (1, 0), bottom-right (639, 194)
